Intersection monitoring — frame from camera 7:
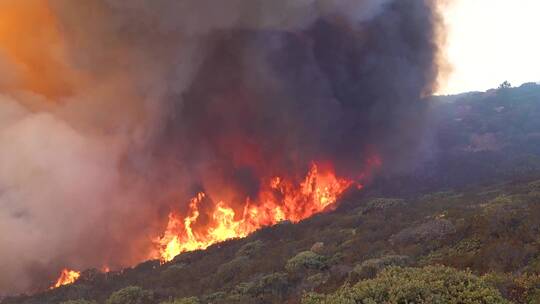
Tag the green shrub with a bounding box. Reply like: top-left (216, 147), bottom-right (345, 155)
top-left (489, 195), bottom-right (515, 206)
top-left (202, 291), bottom-right (228, 303)
top-left (303, 266), bottom-right (509, 304)
top-left (60, 300), bottom-right (97, 304)
top-left (255, 272), bottom-right (289, 296)
top-left (360, 198), bottom-right (405, 214)
top-left (160, 264), bottom-right (186, 282)
top-left (160, 297), bottom-right (199, 304)
top-left (105, 286), bottom-right (154, 304)
top-left (527, 180), bottom-right (540, 192)
top-left (310, 242), bottom-right (325, 254)
top-left (216, 256), bottom-right (249, 282)
top-left (527, 289), bottom-right (540, 304)
top-left (305, 273), bottom-right (328, 290)
top-left (528, 257), bottom-right (540, 274)
top-left (528, 190), bottom-right (540, 201)
top-left (420, 238), bottom-right (482, 265)
top-left (484, 272), bottom-right (540, 303)
top-left (231, 272), bottom-right (289, 299)
top-left (390, 219), bottom-right (456, 245)
top-left (421, 191), bottom-right (461, 201)
top-left (286, 251), bottom-right (328, 273)
top-left (351, 255), bottom-right (410, 280)
top-left (236, 240), bottom-right (264, 258)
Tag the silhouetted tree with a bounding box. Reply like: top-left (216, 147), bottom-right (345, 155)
top-left (499, 81), bottom-right (512, 89)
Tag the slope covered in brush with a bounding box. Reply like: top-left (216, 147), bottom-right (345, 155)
top-left (3, 85), bottom-right (540, 304)
top-left (6, 177), bottom-right (540, 304)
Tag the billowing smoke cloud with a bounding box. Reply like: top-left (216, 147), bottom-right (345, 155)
top-left (0, 0), bottom-right (444, 294)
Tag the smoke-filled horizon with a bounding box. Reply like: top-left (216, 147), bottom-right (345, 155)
top-left (0, 0), bottom-right (445, 294)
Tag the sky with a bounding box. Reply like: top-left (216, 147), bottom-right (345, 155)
top-left (441, 0), bottom-right (540, 94)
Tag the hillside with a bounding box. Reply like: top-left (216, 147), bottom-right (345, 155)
top-left (373, 82), bottom-right (540, 195)
top-left (4, 83), bottom-right (540, 304)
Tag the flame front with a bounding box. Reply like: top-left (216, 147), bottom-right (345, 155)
top-left (50, 269), bottom-right (81, 289)
top-left (156, 163), bottom-right (353, 262)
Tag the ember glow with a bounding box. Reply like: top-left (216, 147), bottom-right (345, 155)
top-left (50, 269), bottom-right (80, 289)
top-left (156, 163), bottom-right (353, 262)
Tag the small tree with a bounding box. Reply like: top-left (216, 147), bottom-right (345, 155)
top-left (106, 286), bottom-right (154, 304)
top-left (499, 81), bottom-right (512, 89)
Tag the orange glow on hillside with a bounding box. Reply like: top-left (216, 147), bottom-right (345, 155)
top-left (50, 269), bottom-right (81, 289)
top-left (156, 163), bottom-right (354, 262)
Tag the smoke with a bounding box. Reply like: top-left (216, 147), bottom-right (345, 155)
top-left (0, 0), bottom-right (444, 294)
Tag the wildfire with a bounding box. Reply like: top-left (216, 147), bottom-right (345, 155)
top-left (50, 268), bottom-right (81, 289)
top-left (156, 163), bottom-right (353, 262)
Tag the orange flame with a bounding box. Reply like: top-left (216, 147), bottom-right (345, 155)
top-left (156, 163), bottom-right (353, 262)
top-left (50, 268), bottom-right (81, 289)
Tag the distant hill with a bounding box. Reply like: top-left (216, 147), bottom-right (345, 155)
top-left (373, 82), bottom-right (540, 194)
top-left (433, 83), bottom-right (540, 181)
top-left (4, 83), bottom-right (540, 304)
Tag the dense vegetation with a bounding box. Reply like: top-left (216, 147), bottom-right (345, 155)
top-left (4, 84), bottom-right (540, 304)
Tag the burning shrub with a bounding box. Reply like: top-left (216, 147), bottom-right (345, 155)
top-left (285, 251), bottom-right (329, 273)
top-left (105, 286), bottom-right (154, 304)
top-left (303, 266), bottom-right (509, 304)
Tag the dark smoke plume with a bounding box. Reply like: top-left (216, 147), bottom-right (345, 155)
top-left (0, 0), bottom-right (444, 294)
